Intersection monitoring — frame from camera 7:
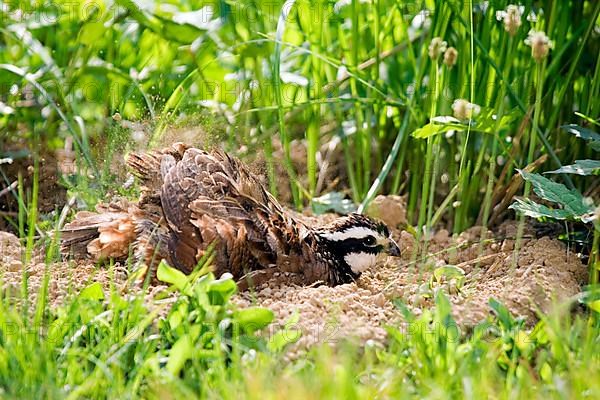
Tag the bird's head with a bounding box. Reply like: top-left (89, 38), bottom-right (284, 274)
top-left (314, 213), bottom-right (400, 285)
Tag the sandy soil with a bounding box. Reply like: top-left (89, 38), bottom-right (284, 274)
top-left (0, 196), bottom-right (588, 354)
top-left (234, 219), bottom-right (587, 355)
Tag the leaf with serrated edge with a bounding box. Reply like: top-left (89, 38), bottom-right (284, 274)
top-left (545, 159), bottom-right (600, 176)
top-left (509, 198), bottom-right (572, 220)
top-left (517, 170), bottom-right (593, 217)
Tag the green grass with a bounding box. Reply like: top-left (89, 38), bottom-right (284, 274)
top-left (2, 0), bottom-right (598, 218)
top-left (0, 264), bottom-right (599, 399)
top-left (1, 0), bottom-right (600, 398)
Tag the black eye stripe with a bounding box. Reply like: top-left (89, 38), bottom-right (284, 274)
top-left (332, 238), bottom-right (383, 254)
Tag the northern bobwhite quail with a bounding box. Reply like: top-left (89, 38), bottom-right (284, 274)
top-left (61, 143), bottom-right (400, 287)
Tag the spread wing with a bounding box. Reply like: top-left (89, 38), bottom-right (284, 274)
top-left (153, 145), bottom-right (302, 276)
top-left (63, 143), bottom-right (307, 281)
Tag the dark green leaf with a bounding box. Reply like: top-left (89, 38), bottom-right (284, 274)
top-left (517, 170), bottom-right (594, 217)
top-left (561, 124), bottom-right (600, 151)
top-left (509, 198), bottom-right (573, 220)
top-left (392, 299), bottom-right (417, 322)
top-left (545, 159), bottom-right (600, 176)
top-left (474, 107), bottom-right (521, 134)
top-left (434, 291), bottom-right (453, 325)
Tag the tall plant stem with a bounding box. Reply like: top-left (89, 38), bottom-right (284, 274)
top-left (454, 0), bottom-right (475, 234)
top-left (480, 37), bottom-right (514, 251)
top-left (416, 61), bottom-right (440, 256)
top-left (514, 60), bottom-right (546, 266)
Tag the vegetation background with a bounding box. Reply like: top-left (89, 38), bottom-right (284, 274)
top-left (0, 0), bottom-right (599, 398)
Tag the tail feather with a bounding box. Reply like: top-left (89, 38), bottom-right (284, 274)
top-left (61, 201), bottom-right (136, 261)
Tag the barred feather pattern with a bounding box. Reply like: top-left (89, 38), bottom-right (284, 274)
top-left (61, 143), bottom-right (398, 287)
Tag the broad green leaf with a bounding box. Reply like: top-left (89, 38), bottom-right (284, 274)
top-left (157, 260), bottom-right (190, 293)
top-left (171, 6), bottom-right (216, 30)
top-left (517, 170), bottom-right (593, 217)
top-left (268, 329), bottom-right (302, 353)
top-left (474, 107), bottom-right (521, 134)
top-left (166, 334), bottom-right (193, 375)
top-left (118, 0), bottom-right (206, 44)
top-left (284, 310), bottom-right (300, 327)
top-left (561, 124), bottom-right (600, 151)
top-left (154, 14), bottom-right (210, 43)
top-left (540, 362), bottom-right (553, 383)
top-left (509, 198), bottom-right (573, 220)
top-left (433, 265), bottom-right (466, 283)
top-left (78, 282), bottom-right (104, 301)
top-left (207, 274), bottom-right (237, 305)
top-left (234, 307), bottom-right (274, 334)
top-left (412, 108), bottom-right (520, 139)
top-left (545, 159), bottom-right (600, 176)
top-left (411, 117), bottom-right (465, 139)
top-left (268, 310), bottom-right (302, 352)
top-left (311, 192), bottom-right (356, 215)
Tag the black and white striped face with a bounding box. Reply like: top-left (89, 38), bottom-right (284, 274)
top-left (317, 213), bottom-right (400, 284)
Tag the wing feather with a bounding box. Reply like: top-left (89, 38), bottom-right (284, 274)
top-left (63, 143), bottom-right (306, 284)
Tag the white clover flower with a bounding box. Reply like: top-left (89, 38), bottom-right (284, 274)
top-left (525, 30), bottom-right (554, 62)
top-left (428, 37), bottom-right (447, 60)
top-left (452, 99), bottom-right (481, 121)
top-left (496, 4), bottom-right (523, 36)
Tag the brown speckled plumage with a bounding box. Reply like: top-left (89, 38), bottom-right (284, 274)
top-left (62, 144), bottom-right (400, 287)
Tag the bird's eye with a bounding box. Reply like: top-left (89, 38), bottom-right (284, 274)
top-left (364, 235), bottom-right (376, 246)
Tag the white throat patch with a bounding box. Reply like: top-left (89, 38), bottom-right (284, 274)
top-left (321, 226), bottom-right (377, 241)
top-left (344, 252), bottom-right (377, 274)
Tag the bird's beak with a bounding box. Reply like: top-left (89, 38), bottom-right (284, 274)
top-left (387, 238), bottom-right (401, 257)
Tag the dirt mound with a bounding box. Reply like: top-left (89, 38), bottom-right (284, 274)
top-left (233, 222), bottom-right (587, 354)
